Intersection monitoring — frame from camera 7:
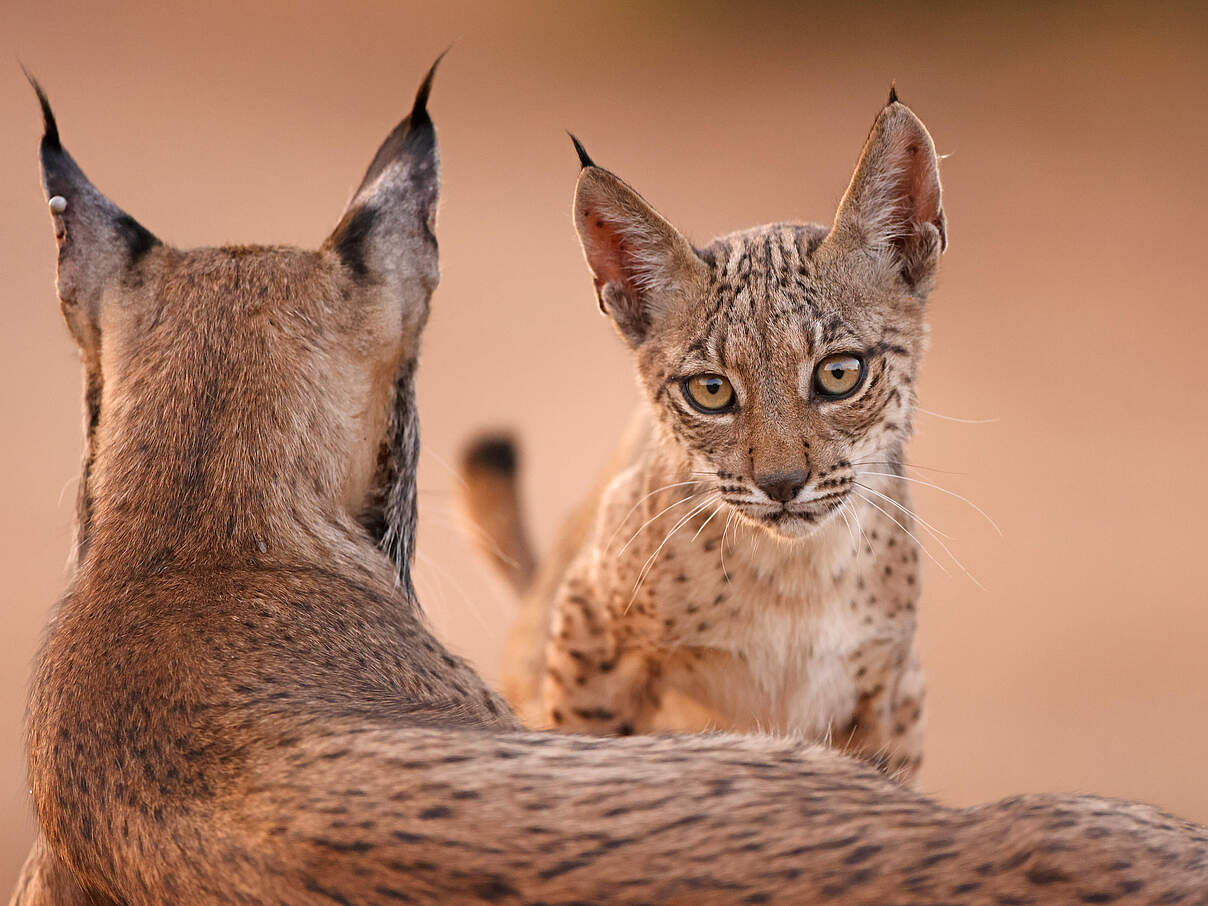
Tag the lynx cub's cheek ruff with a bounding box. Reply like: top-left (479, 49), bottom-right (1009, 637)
top-left (462, 95), bottom-right (944, 776)
top-left (15, 71), bottom-right (1208, 906)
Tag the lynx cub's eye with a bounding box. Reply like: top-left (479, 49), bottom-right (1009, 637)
top-left (814, 354), bottom-right (866, 400)
top-left (683, 373), bottom-right (736, 413)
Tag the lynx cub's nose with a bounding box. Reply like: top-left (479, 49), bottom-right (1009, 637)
top-left (756, 472), bottom-right (808, 504)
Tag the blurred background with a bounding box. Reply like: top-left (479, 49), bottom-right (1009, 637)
top-left (2, 0), bottom-right (1207, 888)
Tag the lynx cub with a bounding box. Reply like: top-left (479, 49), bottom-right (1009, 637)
top-left (463, 91), bottom-right (944, 779)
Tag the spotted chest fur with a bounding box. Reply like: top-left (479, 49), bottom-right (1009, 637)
top-left (544, 448), bottom-right (926, 776)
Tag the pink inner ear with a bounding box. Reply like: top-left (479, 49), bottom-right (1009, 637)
top-left (577, 204), bottom-right (638, 297)
top-left (890, 128), bottom-right (943, 236)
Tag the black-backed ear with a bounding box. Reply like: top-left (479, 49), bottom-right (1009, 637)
top-left (571, 140), bottom-right (707, 346)
top-left (325, 58), bottom-right (442, 328)
top-left (825, 92), bottom-right (946, 296)
top-left (29, 75), bottom-right (160, 345)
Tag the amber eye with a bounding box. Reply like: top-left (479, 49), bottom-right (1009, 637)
top-left (682, 373), bottom-right (736, 413)
top-left (814, 354), bottom-right (866, 400)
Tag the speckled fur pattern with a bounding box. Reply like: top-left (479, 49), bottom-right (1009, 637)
top-left (476, 97), bottom-right (942, 780)
top-left (14, 78), bottom-right (1208, 906)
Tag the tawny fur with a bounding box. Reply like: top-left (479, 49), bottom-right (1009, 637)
top-left (14, 76), bottom-right (1208, 906)
top-left (463, 97), bottom-right (943, 779)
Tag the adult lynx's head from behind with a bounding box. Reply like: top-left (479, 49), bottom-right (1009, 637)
top-left (572, 90), bottom-right (946, 539)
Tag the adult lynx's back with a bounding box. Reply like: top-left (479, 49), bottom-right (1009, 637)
top-left (13, 68), bottom-right (1208, 905)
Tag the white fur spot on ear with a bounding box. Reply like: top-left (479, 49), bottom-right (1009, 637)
top-left (49, 195), bottom-right (67, 214)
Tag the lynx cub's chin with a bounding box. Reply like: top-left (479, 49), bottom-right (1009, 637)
top-left (463, 93), bottom-right (944, 779)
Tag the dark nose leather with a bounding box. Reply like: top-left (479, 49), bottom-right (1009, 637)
top-left (756, 472), bottom-right (808, 504)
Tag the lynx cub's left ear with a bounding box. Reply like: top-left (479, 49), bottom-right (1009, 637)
top-left (826, 92), bottom-right (946, 297)
top-left (571, 140), bottom-right (707, 346)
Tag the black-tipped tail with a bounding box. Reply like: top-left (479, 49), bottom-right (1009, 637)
top-left (465, 434), bottom-right (518, 477)
top-left (568, 132), bottom-right (596, 169)
top-left (458, 432), bottom-right (537, 596)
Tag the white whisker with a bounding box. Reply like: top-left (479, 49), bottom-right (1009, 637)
top-left (837, 502), bottom-right (858, 553)
top-left (853, 482), bottom-right (955, 540)
top-left (617, 491), bottom-right (707, 556)
top-left (627, 495), bottom-right (719, 611)
top-left (691, 501), bottom-right (725, 543)
top-left (856, 470), bottom-right (1002, 536)
top-left (916, 406), bottom-right (999, 425)
top-left (850, 459), bottom-right (968, 477)
top-left (720, 511), bottom-right (736, 585)
top-left (850, 488), bottom-right (951, 579)
top-left (854, 487), bottom-right (985, 590)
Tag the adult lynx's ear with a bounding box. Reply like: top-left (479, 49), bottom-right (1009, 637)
top-left (571, 138), bottom-right (707, 346)
top-left (29, 75), bottom-right (160, 348)
top-left (325, 58), bottom-right (442, 345)
top-left (826, 89), bottom-right (946, 297)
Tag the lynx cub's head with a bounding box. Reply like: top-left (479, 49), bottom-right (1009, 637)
top-left (573, 94), bottom-right (945, 539)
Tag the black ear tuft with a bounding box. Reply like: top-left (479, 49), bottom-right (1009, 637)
top-left (23, 68), bottom-right (62, 153)
top-left (568, 132), bottom-right (596, 169)
top-left (28, 74), bottom-right (160, 314)
top-left (887, 82), bottom-right (900, 106)
top-left (349, 54), bottom-right (444, 200)
top-left (409, 47), bottom-right (448, 132)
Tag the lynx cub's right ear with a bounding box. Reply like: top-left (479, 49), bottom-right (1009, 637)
top-left (826, 92), bottom-right (946, 297)
top-left (571, 140), bottom-right (706, 346)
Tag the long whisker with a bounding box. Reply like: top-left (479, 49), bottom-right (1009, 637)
top-left (627, 494), bottom-right (719, 611)
top-left (691, 500), bottom-right (725, 543)
top-left (414, 550), bottom-right (492, 633)
top-left (840, 495), bottom-right (871, 555)
top-left (850, 488), bottom-right (951, 579)
top-left (849, 459), bottom-right (968, 477)
top-left (854, 487), bottom-right (985, 590)
top-left (421, 447), bottom-right (470, 490)
top-left (421, 502), bottom-right (523, 570)
top-left (617, 491), bottom-right (707, 556)
top-left (606, 480), bottom-right (704, 548)
top-left (853, 482), bottom-right (955, 540)
top-left (916, 406), bottom-right (1000, 425)
top-left (720, 511), bottom-right (736, 584)
top-left (856, 470), bottom-right (1002, 536)
top-left (837, 502), bottom-right (858, 553)
top-left (851, 497), bottom-right (870, 553)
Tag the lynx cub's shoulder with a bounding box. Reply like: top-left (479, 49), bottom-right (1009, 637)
top-left (463, 95), bottom-right (944, 779)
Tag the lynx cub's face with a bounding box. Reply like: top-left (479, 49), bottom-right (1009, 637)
top-left (572, 98), bottom-right (946, 538)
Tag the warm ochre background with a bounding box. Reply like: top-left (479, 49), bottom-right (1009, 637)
top-left (2, 0), bottom-right (1206, 889)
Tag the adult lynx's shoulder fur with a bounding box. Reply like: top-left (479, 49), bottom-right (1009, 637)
top-left (463, 93), bottom-right (941, 779)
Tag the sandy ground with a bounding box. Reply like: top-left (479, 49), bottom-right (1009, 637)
top-left (1, 0), bottom-right (1206, 891)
